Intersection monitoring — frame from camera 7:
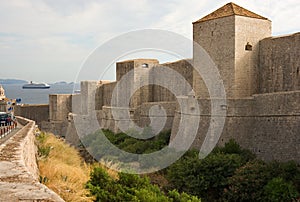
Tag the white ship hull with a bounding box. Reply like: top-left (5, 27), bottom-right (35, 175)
top-left (22, 82), bottom-right (50, 89)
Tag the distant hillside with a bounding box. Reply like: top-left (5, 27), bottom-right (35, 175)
top-left (53, 81), bottom-right (68, 85)
top-left (0, 79), bottom-right (28, 84)
top-left (51, 81), bottom-right (78, 85)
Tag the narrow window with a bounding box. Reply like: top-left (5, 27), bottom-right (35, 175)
top-left (142, 63), bottom-right (149, 68)
top-left (245, 42), bottom-right (252, 51)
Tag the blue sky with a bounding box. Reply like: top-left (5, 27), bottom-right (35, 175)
top-left (0, 0), bottom-right (299, 83)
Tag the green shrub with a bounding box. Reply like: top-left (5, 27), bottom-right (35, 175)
top-left (168, 189), bottom-right (201, 202)
top-left (84, 133), bottom-right (300, 201)
top-left (86, 166), bottom-right (200, 202)
top-left (167, 151), bottom-right (242, 200)
top-left (213, 139), bottom-right (256, 163)
top-left (36, 132), bottom-right (51, 158)
top-left (224, 160), bottom-right (272, 201)
top-left (263, 177), bottom-right (299, 202)
top-left (36, 132), bottom-right (48, 144)
top-left (268, 161), bottom-right (300, 188)
top-left (37, 145), bottom-right (51, 158)
top-left (82, 129), bottom-right (171, 163)
top-left (118, 172), bottom-right (150, 189)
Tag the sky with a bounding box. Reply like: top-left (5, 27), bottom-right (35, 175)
top-left (0, 0), bottom-right (299, 83)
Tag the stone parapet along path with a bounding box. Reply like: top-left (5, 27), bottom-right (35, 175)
top-left (0, 116), bottom-right (64, 202)
top-left (0, 122), bottom-right (21, 145)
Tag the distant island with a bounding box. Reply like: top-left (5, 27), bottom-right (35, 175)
top-left (0, 79), bottom-right (28, 85)
top-left (51, 81), bottom-right (76, 85)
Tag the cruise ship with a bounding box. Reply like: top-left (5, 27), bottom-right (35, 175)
top-left (22, 81), bottom-right (50, 89)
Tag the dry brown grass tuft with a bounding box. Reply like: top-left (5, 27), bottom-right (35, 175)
top-left (37, 133), bottom-right (123, 201)
top-left (98, 159), bottom-right (120, 180)
top-left (37, 133), bottom-right (94, 202)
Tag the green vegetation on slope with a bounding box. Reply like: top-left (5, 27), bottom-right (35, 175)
top-left (82, 129), bottom-right (171, 155)
top-left (38, 130), bottom-right (300, 202)
top-left (37, 131), bottom-right (200, 202)
top-left (86, 166), bottom-right (201, 202)
top-left (166, 140), bottom-right (300, 201)
top-left (84, 130), bottom-right (300, 201)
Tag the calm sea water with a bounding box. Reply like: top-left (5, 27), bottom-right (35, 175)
top-left (2, 83), bottom-right (80, 104)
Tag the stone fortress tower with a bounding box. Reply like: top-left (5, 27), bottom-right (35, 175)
top-left (16, 2), bottom-right (298, 163)
top-left (193, 2), bottom-right (272, 98)
top-left (116, 59), bottom-right (159, 108)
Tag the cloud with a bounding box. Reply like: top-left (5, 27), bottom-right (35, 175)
top-left (0, 0), bottom-right (299, 82)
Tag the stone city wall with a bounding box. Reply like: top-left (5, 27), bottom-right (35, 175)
top-left (250, 91), bottom-right (300, 162)
top-left (96, 59), bottom-right (193, 111)
top-left (49, 94), bottom-right (72, 121)
top-left (259, 33), bottom-right (300, 93)
top-left (171, 91), bottom-right (300, 163)
top-left (99, 82), bottom-right (117, 108)
top-left (152, 59), bottom-right (193, 102)
top-left (40, 94), bottom-right (73, 139)
top-left (0, 116), bottom-right (64, 201)
top-left (137, 101), bottom-right (177, 131)
top-left (14, 104), bottom-right (49, 126)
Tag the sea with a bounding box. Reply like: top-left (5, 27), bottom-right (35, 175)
top-left (2, 83), bottom-right (80, 104)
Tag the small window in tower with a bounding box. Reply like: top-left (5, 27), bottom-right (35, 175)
top-left (245, 42), bottom-right (252, 51)
top-left (142, 63), bottom-right (149, 68)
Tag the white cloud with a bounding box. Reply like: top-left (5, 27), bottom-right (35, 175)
top-left (0, 0), bottom-right (299, 82)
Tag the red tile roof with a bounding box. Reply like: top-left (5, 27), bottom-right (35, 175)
top-left (193, 2), bottom-right (268, 24)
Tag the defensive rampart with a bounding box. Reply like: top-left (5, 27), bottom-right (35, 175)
top-left (259, 33), bottom-right (300, 93)
top-left (14, 104), bottom-right (49, 126)
top-left (171, 91), bottom-right (300, 163)
top-left (0, 116), bottom-right (64, 201)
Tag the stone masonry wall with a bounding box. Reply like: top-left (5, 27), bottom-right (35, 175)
top-left (171, 91), bottom-right (300, 163)
top-left (234, 16), bottom-right (271, 97)
top-left (250, 91), bottom-right (300, 162)
top-left (100, 82), bottom-right (117, 107)
top-left (49, 94), bottom-right (72, 121)
top-left (259, 33), bottom-right (300, 93)
top-left (0, 116), bottom-right (64, 201)
top-left (193, 16), bottom-right (235, 98)
top-left (136, 101), bottom-right (177, 131)
top-left (14, 104), bottom-right (49, 126)
top-left (153, 59), bottom-right (193, 102)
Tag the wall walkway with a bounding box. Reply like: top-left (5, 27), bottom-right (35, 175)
top-left (0, 116), bottom-right (64, 202)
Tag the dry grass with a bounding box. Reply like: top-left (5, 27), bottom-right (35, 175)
top-left (37, 133), bottom-right (94, 202)
top-left (37, 132), bottom-right (123, 201)
top-left (98, 158), bottom-right (120, 180)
